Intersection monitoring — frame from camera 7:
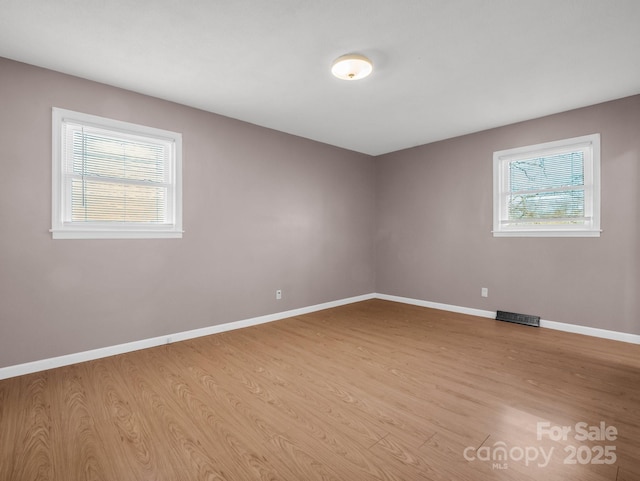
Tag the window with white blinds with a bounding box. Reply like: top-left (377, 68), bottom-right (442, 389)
top-left (493, 134), bottom-right (600, 237)
top-left (52, 108), bottom-right (182, 239)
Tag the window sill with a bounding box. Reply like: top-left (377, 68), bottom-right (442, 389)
top-left (492, 230), bottom-right (601, 238)
top-left (50, 229), bottom-right (183, 240)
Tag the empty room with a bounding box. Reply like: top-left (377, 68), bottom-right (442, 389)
top-left (1, 1), bottom-right (639, 480)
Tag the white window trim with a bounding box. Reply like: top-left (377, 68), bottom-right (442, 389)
top-left (51, 108), bottom-right (183, 239)
top-left (492, 134), bottom-right (601, 238)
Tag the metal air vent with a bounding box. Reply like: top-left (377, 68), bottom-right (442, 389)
top-left (496, 310), bottom-right (540, 327)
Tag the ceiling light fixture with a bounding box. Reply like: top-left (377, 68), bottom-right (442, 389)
top-left (331, 54), bottom-right (373, 81)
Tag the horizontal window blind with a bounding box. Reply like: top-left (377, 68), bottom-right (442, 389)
top-left (507, 151), bottom-right (586, 224)
top-left (63, 123), bottom-right (172, 225)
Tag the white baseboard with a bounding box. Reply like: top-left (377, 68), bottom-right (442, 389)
top-left (539, 319), bottom-right (640, 344)
top-left (375, 293), bottom-right (640, 345)
top-left (0, 293), bottom-right (376, 381)
top-left (375, 293), bottom-right (496, 319)
top-left (2, 291), bottom-right (638, 380)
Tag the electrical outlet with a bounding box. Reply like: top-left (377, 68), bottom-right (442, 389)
top-left (481, 287), bottom-right (488, 298)
top-left (276, 289), bottom-right (282, 300)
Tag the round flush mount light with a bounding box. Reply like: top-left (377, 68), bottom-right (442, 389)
top-left (331, 54), bottom-right (373, 80)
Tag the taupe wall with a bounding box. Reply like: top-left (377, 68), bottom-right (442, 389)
top-left (376, 95), bottom-right (640, 335)
top-left (0, 58), bottom-right (376, 367)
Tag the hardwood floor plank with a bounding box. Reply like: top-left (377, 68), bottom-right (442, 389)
top-left (182, 334), bottom-right (409, 480)
top-left (78, 357), bottom-right (186, 481)
top-left (0, 375), bottom-right (18, 481)
top-left (1, 373), bottom-right (52, 481)
top-left (136, 344), bottom-right (294, 480)
top-left (216, 328), bottom-right (389, 448)
top-left (617, 462), bottom-right (640, 481)
top-left (236, 321), bottom-right (442, 447)
top-left (48, 365), bottom-right (117, 481)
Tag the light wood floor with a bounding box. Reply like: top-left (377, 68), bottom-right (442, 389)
top-left (1, 299), bottom-right (639, 480)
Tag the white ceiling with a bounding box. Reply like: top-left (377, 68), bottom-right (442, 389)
top-left (1, 0), bottom-right (639, 155)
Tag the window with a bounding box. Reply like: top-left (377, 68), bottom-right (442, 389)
top-left (52, 108), bottom-right (182, 239)
top-left (493, 134), bottom-right (600, 237)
